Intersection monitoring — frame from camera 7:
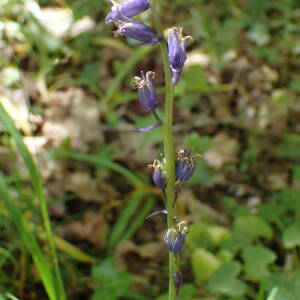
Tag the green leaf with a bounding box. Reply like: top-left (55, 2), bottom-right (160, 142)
top-left (185, 132), bottom-right (213, 154)
top-left (278, 189), bottom-right (300, 212)
top-left (282, 222), bottom-right (300, 248)
top-left (180, 65), bottom-right (209, 92)
top-left (91, 258), bottom-right (134, 300)
top-left (267, 287), bottom-right (279, 300)
top-left (207, 261), bottom-right (247, 296)
top-left (247, 23), bottom-right (270, 46)
top-left (278, 135), bottom-right (300, 159)
top-left (187, 161), bottom-right (212, 187)
top-left (242, 245), bottom-right (276, 281)
top-left (262, 271), bottom-right (300, 300)
top-left (156, 284), bottom-right (196, 300)
top-left (77, 61), bottom-right (101, 87)
top-left (233, 215), bottom-right (273, 240)
top-left (192, 248), bottom-right (221, 283)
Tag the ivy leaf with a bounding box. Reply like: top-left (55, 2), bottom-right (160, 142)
top-left (233, 215), bottom-right (273, 240)
top-left (262, 271), bottom-right (300, 300)
top-left (207, 261), bottom-right (247, 296)
top-left (91, 258), bottom-right (134, 300)
top-left (192, 248), bottom-right (221, 283)
top-left (242, 245), bottom-right (276, 281)
top-left (282, 222), bottom-right (300, 249)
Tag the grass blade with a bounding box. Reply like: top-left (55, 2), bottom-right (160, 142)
top-left (66, 151), bottom-right (145, 187)
top-left (0, 103), bottom-right (65, 299)
top-left (0, 176), bottom-right (56, 300)
top-left (123, 196), bottom-right (155, 241)
top-left (107, 191), bottom-right (145, 253)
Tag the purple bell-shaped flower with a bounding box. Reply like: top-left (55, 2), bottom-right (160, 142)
top-left (167, 27), bottom-right (192, 84)
top-left (132, 71), bottom-right (158, 112)
top-left (176, 149), bottom-right (197, 182)
top-left (106, 0), bottom-right (150, 24)
top-left (148, 159), bottom-right (166, 189)
top-left (164, 221), bottom-right (188, 253)
top-left (117, 19), bottom-right (161, 46)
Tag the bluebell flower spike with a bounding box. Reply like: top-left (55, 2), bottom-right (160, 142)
top-left (106, 0), bottom-right (150, 24)
top-left (148, 159), bottom-right (166, 189)
top-left (176, 149), bottom-right (198, 183)
top-left (164, 221), bottom-right (188, 253)
top-left (167, 27), bottom-right (192, 85)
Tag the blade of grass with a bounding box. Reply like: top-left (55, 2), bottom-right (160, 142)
top-left (0, 176), bottom-right (56, 300)
top-left (107, 191), bottom-right (145, 253)
top-left (65, 151), bottom-right (145, 187)
top-left (38, 230), bottom-right (97, 264)
top-left (0, 104), bottom-right (65, 299)
top-left (122, 196), bottom-right (156, 241)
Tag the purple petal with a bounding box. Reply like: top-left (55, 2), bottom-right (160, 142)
top-left (167, 27), bottom-right (189, 85)
top-left (106, 0), bottom-right (150, 24)
top-left (146, 209), bottom-right (168, 219)
top-left (131, 120), bottom-right (162, 132)
top-left (118, 20), bottom-right (161, 46)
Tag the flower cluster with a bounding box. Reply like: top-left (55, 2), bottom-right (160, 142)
top-left (105, 0), bottom-right (194, 295)
top-left (106, 0), bottom-right (161, 46)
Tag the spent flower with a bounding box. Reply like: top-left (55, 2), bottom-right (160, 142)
top-left (164, 221), bottom-right (188, 253)
top-left (176, 149), bottom-right (197, 182)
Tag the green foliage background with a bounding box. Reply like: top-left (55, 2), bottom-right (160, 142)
top-left (1, 0), bottom-right (300, 299)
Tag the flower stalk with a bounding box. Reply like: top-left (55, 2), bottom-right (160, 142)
top-left (151, 2), bottom-right (177, 299)
top-left (105, 1), bottom-right (196, 298)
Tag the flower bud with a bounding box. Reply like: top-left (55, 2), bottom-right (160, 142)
top-left (148, 159), bottom-right (166, 189)
top-left (164, 221), bottom-right (188, 253)
top-left (106, 0), bottom-right (150, 24)
top-left (117, 19), bottom-right (161, 46)
top-left (167, 27), bottom-right (191, 84)
top-left (176, 149), bottom-right (197, 182)
top-left (172, 272), bottom-right (183, 296)
top-left (132, 71), bottom-right (158, 112)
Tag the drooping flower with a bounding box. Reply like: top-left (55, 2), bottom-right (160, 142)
top-left (106, 0), bottom-right (150, 24)
top-left (167, 27), bottom-right (191, 84)
top-left (164, 221), bottom-right (188, 253)
top-left (132, 71), bottom-right (158, 112)
top-left (176, 149), bottom-right (197, 182)
top-left (148, 159), bottom-right (166, 189)
top-left (117, 19), bottom-right (161, 46)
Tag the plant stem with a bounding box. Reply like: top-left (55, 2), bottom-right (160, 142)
top-left (151, 2), bottom-right (176, 300)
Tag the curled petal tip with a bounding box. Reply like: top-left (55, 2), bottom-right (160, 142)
top-left (146, 209), bottom-right (168, 219)
top-left (132, 71), bottom-right (158, 112)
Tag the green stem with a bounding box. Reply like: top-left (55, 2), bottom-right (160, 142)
top-left (151, 2), bottom-right (176, 300)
